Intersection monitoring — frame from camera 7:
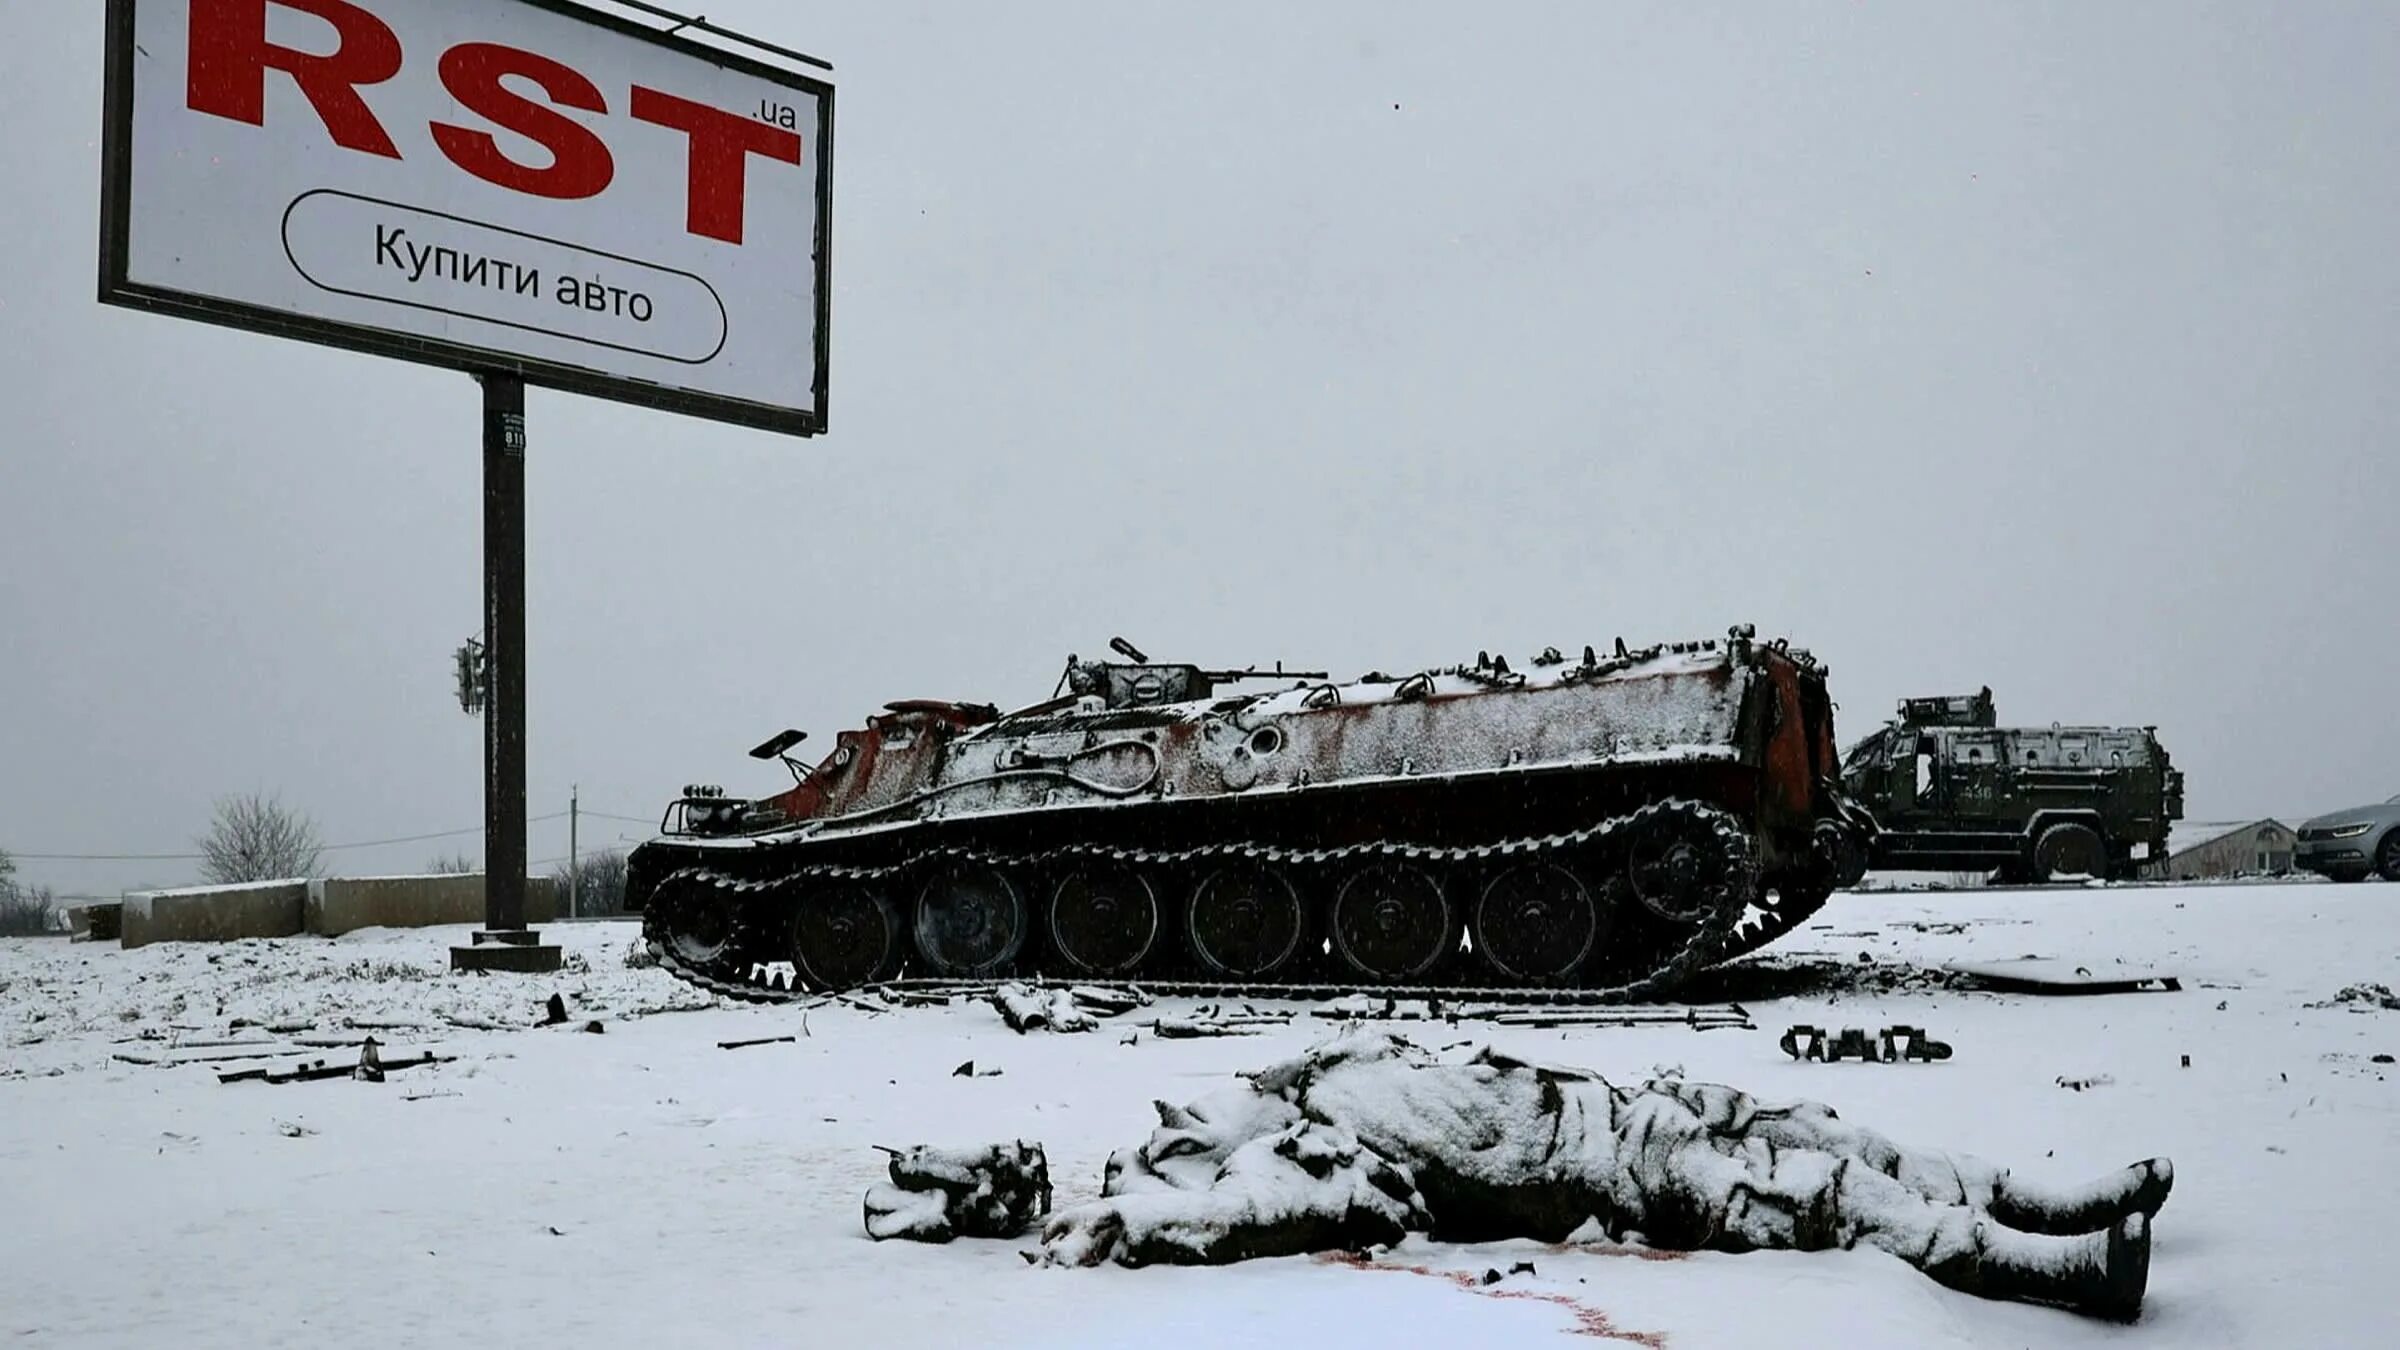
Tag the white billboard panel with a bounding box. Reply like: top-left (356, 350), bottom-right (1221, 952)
top-left (101, 0), bottom-right (832, 435)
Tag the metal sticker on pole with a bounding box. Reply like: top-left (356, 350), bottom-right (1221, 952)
top-left (99, 0), bottom-right (833, 436)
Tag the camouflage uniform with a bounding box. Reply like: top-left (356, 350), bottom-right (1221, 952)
top-left (1046, 1031), bottom-right (2169, 1320)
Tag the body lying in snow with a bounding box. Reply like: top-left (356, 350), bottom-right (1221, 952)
top-left (1042, 1030), bottom-right (2172, 1321)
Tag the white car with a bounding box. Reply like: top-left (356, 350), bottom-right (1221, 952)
top-left (2295, 795), bottom-right (2400, 883)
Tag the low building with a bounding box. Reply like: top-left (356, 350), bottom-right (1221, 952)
top-left (2146, 819), bottom-right (2295, 881)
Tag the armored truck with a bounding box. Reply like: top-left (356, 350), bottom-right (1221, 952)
top-left (1839, 688), bottom-right (2183, 882)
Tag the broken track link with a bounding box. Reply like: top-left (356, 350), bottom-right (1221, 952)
top-left (645, 798), bottom-right (1758, 1008)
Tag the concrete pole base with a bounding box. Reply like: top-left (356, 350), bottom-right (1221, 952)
top-left (451, 932), bottom-right (564, 973)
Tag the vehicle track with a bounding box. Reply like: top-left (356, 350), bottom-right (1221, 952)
top-left (647, 798), bottom-right (1773, 1006)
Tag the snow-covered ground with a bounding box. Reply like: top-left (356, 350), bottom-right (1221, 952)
top-left (3, 885), bottom-right (2394, 1349)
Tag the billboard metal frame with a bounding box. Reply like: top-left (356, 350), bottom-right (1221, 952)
top-left (96, 0), bottom-right (835, 438)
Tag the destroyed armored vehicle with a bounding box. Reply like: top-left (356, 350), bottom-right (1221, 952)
top-left (1840, 688), bottom-right (2183, 882)
top-left (629, 627), bottom-right (1868, 999)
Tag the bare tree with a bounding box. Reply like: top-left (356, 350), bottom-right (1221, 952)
top-left (196, 793), bottom-right (324, 884)
top-left (424, 852), bottom-right (479, 875)
top-left (553, 849), bottom-right (629, 917)
top-left (0, 848), bottom-right (61, 937)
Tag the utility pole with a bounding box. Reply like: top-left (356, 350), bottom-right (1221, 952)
top-left (450, 372), bottom-right (559, 973)
top-left (569, 785), bottom-right (580, 920)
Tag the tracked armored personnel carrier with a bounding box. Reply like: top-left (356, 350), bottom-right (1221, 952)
top-left (631, 627), bottom-right (1867, 1002)
top-left (1840, 688), bottom-right (2183, 882)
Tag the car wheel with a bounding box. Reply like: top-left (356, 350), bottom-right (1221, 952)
top-left (2378, 830), bottom-right (2400, 883)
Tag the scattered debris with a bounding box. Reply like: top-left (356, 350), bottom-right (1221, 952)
top-left (2311, 983), bottom-right (2400, 1012)
top-left (1480, 1268), bottom-right (1504, 1286)
top-left (274, 1120), bottom-right (314, 1138)
top-left (2056, 1074), bottom-right (2115, 1092)
top-left (581, 1020), bottom-right (605, 1034)
top-left (1067, 985), bottom-right (1151, 1016)
top-left (803, 990), bottom-right (890, 1016)
top-left (540, 994), bottom-right (569, 1026)
top-left (1475, 1005), bottom-right (1750, 1032)
top-left (987, 982), bottom-right (1155, 1032)
top-left (949, 1060), bottom-right (1003, 1078)
top-left (864, 1142), bottom-right (1051, 1243)
top-left (2373, 1054), bottom-right (2395, 1065)
top-left (111, 1043), bottom-right (301, 1067)
top-left (1150, 1014), bottom-right (1285, 1039)
top-left (991, 983), bottom-right (1097, 1034)
top-left (1313, 994), bottom-right (1445, 1022)
top-left (219, 1037), bottom-right (455, 1086)
top-left (718, 1035), bottom-right (797, 1051)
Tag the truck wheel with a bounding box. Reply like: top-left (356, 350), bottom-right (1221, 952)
top-left (2378, 830), bottom-right (2400, 883)
top-left (2033, 822), bottom-right (2106, 882)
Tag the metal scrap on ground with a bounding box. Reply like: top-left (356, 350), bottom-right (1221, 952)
top-left (1944, 957), bottom-right (2183, 995)
top-left (988, 982), bottom-right (1151, 1033)
top-left (217, 1037), bottom-right (456, 1085)
top-left (2311, 983), bottom-right (2400, 1012)
top-left (1780, 1024), bottom-right (1954, 1063)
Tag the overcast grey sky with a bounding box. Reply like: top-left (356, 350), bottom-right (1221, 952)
top-left (3, 1), bottom-right (2395, 899)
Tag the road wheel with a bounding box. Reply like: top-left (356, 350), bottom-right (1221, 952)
top-left (1047, 864), bottom-right (1161, 978)
top-left (790, 882), bottom-right (900, 990)
top-left (2032, 822), bottom-right (2106, 882)
top-left (1473, 862), bottom-right (1601, 983)
top-left (2378, 830), bottom-right (2400, 883)
top-left (1625, 801), bottom-right (1755, 925)
top-left (913, 863), bottom-right (1027, 976)
top-left (648, 869), bottom-right (741, 972)
top-left (1186, 863), bottom-right (1306, 979)
top-left (1330, 861), bottom-right (1453, 982)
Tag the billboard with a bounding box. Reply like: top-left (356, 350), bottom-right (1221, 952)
top-left (100, 0), bottom-right (832, 435)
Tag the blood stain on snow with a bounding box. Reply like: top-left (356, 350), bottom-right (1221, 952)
top-left (1316, 1252), bottom-right (1673, 1347)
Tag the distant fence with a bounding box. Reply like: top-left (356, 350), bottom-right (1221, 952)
top-left (108, 874), bottom-right (559, 949)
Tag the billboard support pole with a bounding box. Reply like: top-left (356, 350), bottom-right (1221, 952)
top-left (455, 372), bottom-right (560, 973)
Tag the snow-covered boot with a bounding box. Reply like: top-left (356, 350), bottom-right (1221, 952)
top-left (1934, 1212), bottom-right (2150, 1321)
top-left (1988, 1158), bottom-right (2173, 1235)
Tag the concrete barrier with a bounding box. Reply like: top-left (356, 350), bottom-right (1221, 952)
top-left (307, 874), bottom-right (559, 937)
top-left (120, 882), bottom-right (308, 949)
